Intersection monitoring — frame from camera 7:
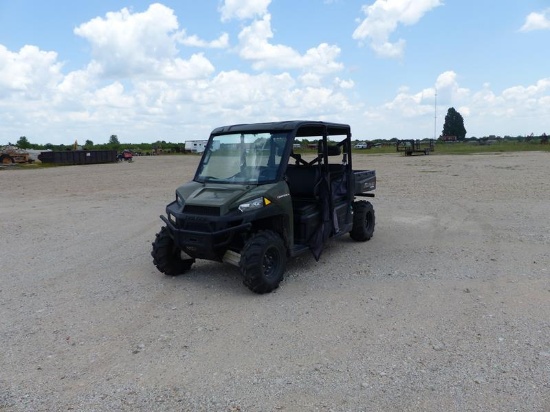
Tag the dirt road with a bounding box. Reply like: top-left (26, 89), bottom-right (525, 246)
top-left (1, 152), bottom-right (549, 411)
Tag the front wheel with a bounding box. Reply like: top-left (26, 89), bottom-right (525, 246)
top-left (350, 201), bottom-right (375, 241)
top-left (1, 155), bottom-right (14, 164)
top-left (151, 226), bottom-right (194, 276)
top-left (240, 230), bottom-right (287, 294)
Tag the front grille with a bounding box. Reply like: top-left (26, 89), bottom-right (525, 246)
top-left (183, 205), bottom-right (220, 216)
top-left (184, 221), bottom-right (211, 232)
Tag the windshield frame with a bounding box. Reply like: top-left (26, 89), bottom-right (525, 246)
top-left (194, 130), bottom-right (292, 185)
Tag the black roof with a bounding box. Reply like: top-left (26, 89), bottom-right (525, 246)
top-left (210, 120), bottom-right (351, 138)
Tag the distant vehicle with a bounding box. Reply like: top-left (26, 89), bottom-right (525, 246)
top-left (117, 149), bottom-right (134, 162)
top-left (396, 139), bottom-right (434, 156)
top-left (354, 143), bottom-right (368, 149)
top-left (1, 146), bottom-right (31, 164)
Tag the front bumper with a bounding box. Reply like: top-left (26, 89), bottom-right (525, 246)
top-left (161, 200), bottom-right (251, 261)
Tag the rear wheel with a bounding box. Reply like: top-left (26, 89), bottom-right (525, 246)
top-left (350, 201), bottom-right (375, 241)
top-left (151, 226), bottom-right (194, 276)
top-left (240, 230), bottom-right (287, 294)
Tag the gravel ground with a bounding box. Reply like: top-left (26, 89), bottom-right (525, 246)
top-left (1, 151), bottom-right (549, 411)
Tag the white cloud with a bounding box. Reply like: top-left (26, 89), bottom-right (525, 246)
top-left (0, 5), bottom-right (351, 144)
top-left (0, 45), bottom-right (63, 98)
top-left (237, 14), bottom-right (343, 74)
top-left (157, 54), bottom-right (215, 80)
top-left (3, 2), bottom-right (550, 145)
top-left (73, 3), bottom-right (214, 80)
top-left (501, 78), bottom-right (550, 101)
top-left (435, 71), bottom-right (470, 104)
top-left (353, 0), bottom-right (443, 58)
top-left (375, 71), bottom-right (550, 139)
top-left (472, 78), bottom-right (550, 127)
top-left (237, 15), bottom-right (298, 66)
top-left (177, 32), bottom-right (229, 48)
top-left (90, 82), bottom-right (134, 109)
top-left (383, 87), bottom-right (435, 118)
top-left (520, 8), bottom-right (550, 32)
top-left (299, 72), bottom-right (323, 87)
top-left (334, 78), bottom-right (355, 89)
top-left (380, 71), bottom-right (469, 121)
top-left (219, 0), bottom-right (272, 22)
top-left (451, 77), bottom-right (550, 136)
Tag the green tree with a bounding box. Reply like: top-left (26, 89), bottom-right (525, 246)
top-left (85, 139), bottom-right (94, 147)
top-left (108, 135), bottom-right (120, 145)
top-left (17, 136), bottom-right (31, 149)
top-left (108, 134), bottom-right (120, 151)
top-left (441, 107), bottom-right (467, 140)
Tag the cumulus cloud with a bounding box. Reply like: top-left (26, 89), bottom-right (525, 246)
top-left (520, 8), bottom-right (550, 31)
top-left (353, 0), bottom-right (443, 58)
top-left (0, 2), bottom-right (356, 144)
top-left (0, 45), bottom-right (63, 98)
top-left (443, 76), bottom-right (550, 135)
top-left (219, 0), bottom-right (272, 22)
top-left (383, 86), bottom-right (435, 118)
top-left (435, 71), bottom-right (470, 104)
top-left (501, 78), bottom-right (550, 100)
top-left (73, 3), bottom-right (214, 79)
top-left (177, 32), bottom-right (229, 48)
top-left (237, 14), bottom-right (343, 74)
top-left (6, 2), bottom-right (548, 145)
top-left (474, 78), bottom-right (550, 124)
top-left (380, 71), bottom-right (469, 120)
top-left (334, 77), bottom-right (355, 89)
top-left (358, 72), bottom-right (550, 139)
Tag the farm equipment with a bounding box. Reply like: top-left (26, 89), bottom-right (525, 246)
top-left (396, 139), bottom-right (434, 156)
top-left (152, 120), bottom-right (376, 294)
top-left (1, 146), bottom-right (31, 164)
top-left (117, 149), bottom-right (134, 162)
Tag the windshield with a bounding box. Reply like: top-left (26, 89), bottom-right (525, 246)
top-left (195, 132), bottom-right (289, 184)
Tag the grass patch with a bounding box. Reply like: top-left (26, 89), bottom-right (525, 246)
top-left (353, 142), bottom-right (550, 156)
top-left (434, 142), bottom-right (549, 155)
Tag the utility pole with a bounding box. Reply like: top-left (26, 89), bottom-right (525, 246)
top-left (434, 90), bottom-right (437, 140)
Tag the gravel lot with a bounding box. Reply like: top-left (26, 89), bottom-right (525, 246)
top-left (1, 151), bottom-right (549, 411)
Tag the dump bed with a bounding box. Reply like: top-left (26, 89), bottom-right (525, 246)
top-left (352, 170), bottom-right (376, 195)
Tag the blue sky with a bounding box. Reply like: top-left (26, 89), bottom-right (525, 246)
top-left (1, 0), bottom-right (549, 145)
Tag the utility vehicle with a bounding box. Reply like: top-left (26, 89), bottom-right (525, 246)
top-left (152, 121), bottom-right (376, 293)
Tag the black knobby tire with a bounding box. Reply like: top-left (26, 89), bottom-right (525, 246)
top-left (350, 200), bottom-right (375, 241)
top-left (240, 230), bottom-right (287, 294)
top-left (151, 226), bottom-right (194, 276)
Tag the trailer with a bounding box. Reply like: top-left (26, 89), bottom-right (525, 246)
top-left (396, 139), bottom-right (434, 156)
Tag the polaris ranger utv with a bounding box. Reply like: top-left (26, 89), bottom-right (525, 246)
top-left (152, 121), bottom-right (376, 294)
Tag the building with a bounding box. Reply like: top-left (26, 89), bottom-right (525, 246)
top-left (184, 140), bottom-right (220, 153)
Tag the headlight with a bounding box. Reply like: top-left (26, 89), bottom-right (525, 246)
top-left (238, 197), bottom-right (271, 213)
top-left (176, 192), bottom-right (184, 206)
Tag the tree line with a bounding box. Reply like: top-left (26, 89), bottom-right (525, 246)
top-left (6, 135), bottom-right (186, 154)
top-left (4, 109), bottom-right (548, 150)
